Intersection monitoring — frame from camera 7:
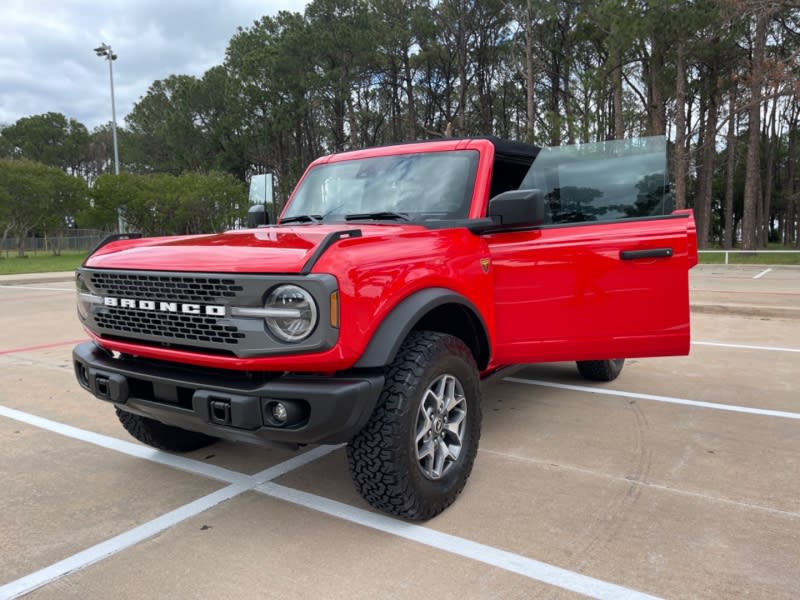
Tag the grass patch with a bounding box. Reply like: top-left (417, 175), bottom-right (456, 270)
top-left (0, 251), bottom-right (86, 275)
top-left (698, 249), bottom-right (800, 265)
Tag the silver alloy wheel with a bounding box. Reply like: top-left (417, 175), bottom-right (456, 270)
top-left (415, 373), bottom-right (468, 480)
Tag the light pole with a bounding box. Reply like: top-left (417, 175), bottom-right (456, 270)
top-left (94, 43), bottom-right (123, 232)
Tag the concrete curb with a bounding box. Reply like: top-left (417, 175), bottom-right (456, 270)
top-left (0, 276), bottom-right (75, 286)
top-left (0, 274), bottom-right (75, 286)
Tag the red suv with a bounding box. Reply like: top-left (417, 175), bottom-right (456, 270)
top-left (73, 136), bottom-right (697, 519)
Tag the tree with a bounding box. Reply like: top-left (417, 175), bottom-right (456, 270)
top-left (0, 159), bottom-right (86, 256)
top-left (304, 0), bottom-right (377, 149)
top-left (371, 0), bottom-right (432, 141)
top-left (224, 10), bottom-right (332, 193)
top-left (89, 171), bottom-right (246, 236)
top-left (3, 0), bottom-right (790, 249)
top-left (0, 125), bottom-right (13, 158)
top-left (0, 113), bottom-right (89, 173)
top-left (125, 76), bottom-right (218, 174)
top-left (40, 169), bottom-right (87, 255)
top-left (86, 172), bottom-right (146, 232)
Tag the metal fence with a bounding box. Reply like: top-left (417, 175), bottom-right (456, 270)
top-left (1, 229), bottom-right (108, 256)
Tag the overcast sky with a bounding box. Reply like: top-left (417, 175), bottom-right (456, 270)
top-left (0, 0), bottom-right (309, 131)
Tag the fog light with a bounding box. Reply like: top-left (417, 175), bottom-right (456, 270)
top-left (75, 362), bottom-right (90, 387)
top-left (263, 399), bottom-right (309, 428)
top-left (271, 402), bottom-right (288, 424)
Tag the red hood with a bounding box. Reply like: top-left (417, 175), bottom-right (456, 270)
top-left (84, 224), bottom-right (427, 273)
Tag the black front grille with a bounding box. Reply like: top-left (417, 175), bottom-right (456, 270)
top-left (90, 272), bottom-right (244, 304)
top-left (95, 308), bottom-right (245, 345)
top-left (80, 268), bottom-right (336, 358)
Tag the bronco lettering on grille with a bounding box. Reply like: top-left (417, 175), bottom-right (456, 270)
top-left (102, 297), bottom-right (226, 316)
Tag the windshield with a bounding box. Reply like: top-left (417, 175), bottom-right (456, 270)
top-left (519, 136), bottom-right (668, 224)
top-left (282, 150), bottom-right (479, 222)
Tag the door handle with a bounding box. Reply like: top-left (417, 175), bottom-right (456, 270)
top-left (620, 247), bottom-right (673, 260)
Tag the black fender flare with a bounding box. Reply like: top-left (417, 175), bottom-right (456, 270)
top-left (354, 287), bottom-right (490, 369)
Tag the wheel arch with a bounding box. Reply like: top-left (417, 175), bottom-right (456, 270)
top-left (354, 288), bottom-right (490, 370)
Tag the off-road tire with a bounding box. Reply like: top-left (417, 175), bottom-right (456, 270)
top-left (346, 331), bottom-right (482, 520)
top-left (576, 359), bottom-right (625, 382)
top-left (115, 408), bottom-right (218, 452)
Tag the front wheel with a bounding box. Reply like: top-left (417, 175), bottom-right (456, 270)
top-left (347, 331), bottom-right (482, 520)
top-left (576, 359), bottom-right (625, 382)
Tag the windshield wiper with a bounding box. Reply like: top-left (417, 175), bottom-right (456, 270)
top-left (279, 214), bottom-right (323, 224)
top-left (344, 211), bottom-right (410, 222)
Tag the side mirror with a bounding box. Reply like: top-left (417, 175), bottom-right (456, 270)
top-left (487, 189), bottom-right (545, 228)
top-left (247, 204), bottom-right (271, 228)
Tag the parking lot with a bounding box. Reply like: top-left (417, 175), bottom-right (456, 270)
top-left (1, 265), bottom-right (798, 599)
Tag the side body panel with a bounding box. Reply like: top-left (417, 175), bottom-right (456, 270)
top-left (487, 214), bottom-right (693, 365)
top-left (311, 222), bottom-right (496, 369)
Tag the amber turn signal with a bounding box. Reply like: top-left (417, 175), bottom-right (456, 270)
top-left (329, 291), bottom-right (340, 328)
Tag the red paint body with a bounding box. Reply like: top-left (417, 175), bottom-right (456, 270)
top-left (84, 138), bottom-right (697, 373)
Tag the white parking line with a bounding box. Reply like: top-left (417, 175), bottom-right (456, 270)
top-left (1, 405), bottom-right (663, 600)
top-left (0, 405), bottom-right (250, 484)
top-left (0, 407), bottom-right (339, 599)
top-left (692, 340), bottom-right (800, 353)
top-left (0, 405), bottom-right (343, 486)
top-left (753, 268), bottom-right (772, 279)
top-left (0, 484), bottom-right (250, 599)
top-left (503, 378), bottom-right (800, 420)
top-left (259, 483), bottom-right (661, 600)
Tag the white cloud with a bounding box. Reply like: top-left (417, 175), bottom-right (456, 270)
top-left (0, 0), bottom-right (308, 130)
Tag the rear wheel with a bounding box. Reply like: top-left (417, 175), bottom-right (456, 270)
top-left (116, 409), bottom-right (218, 452)
top-left (576, 359), bottom-right (625, 382)
top-left (347, 331), bottom-right (481, 520)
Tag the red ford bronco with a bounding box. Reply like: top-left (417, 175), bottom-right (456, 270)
top-left (73, 136), bottom-right (697, 519)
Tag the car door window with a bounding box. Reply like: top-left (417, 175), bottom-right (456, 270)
top-left (518, 136), bottom-right (669, 224)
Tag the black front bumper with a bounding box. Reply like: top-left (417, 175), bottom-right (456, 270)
top-left (72, 342), bottom-right (384, 447)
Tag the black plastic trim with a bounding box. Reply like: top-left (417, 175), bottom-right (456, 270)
top-left (354, 288), bottom-right (490, 369)
top-left (477, 212), bottom-right (689, 236)
top-left (73, 341), bottom-right (384, 446)
top-left (300, 229), bottom-right (363, 274)
top-left (463, 218), bottom-right (497, 234)
top-left (78, 268), bottom-right (339, 358)
top-left (620, 247), bottom-right (673, 260)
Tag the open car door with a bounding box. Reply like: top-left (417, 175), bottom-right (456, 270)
top-left (486, 136), bottom-right (698, 366)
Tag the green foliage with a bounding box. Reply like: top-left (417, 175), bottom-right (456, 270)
top-left (224, 10), bottom-right (317, 189)
top-left (0, 128), bottom-right (12, 158)
top-left (124, 75), bottom-right (224, 175)
top-left (698, 249), bottom-right (800, 265)
top-left (0, 159), bottom-right (88, 255)
top-left (0, 112), bottom-right (89, 172)
top-left (89, 171), bottom-right (247, 236)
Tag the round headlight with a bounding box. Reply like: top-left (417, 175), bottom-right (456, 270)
top-left (264, 285), bottom-right (318, 342)
top-left (76, 276), bottom-right (100, 319)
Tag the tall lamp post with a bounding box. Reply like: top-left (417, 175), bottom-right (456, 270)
top-left (93, 43), bottom-right (123, 232)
